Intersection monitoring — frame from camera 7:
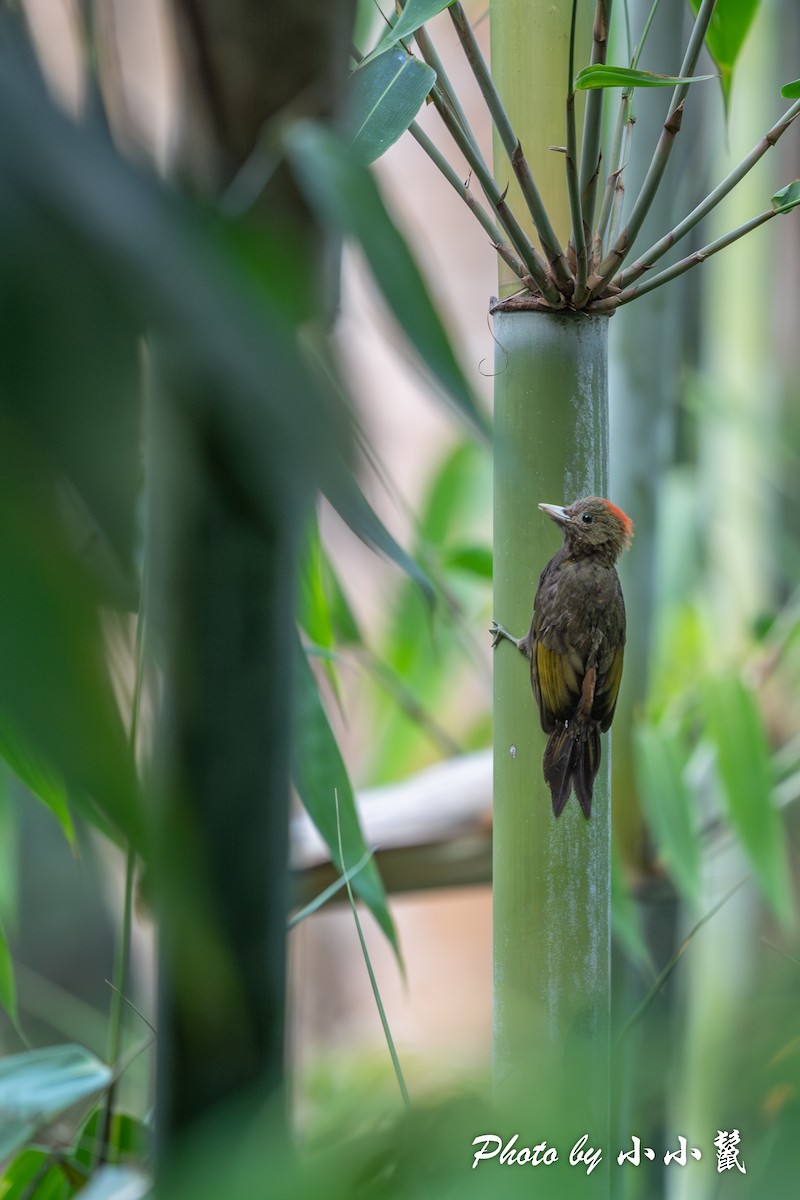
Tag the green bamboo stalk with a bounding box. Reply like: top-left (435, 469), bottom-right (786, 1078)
top-left (406, 120), bottom-right (526, 279)
top-left (614, 96), bottom-right (800, 289)
top-left (590, 0), bottom-right (719, 294)
top-left (447, 2), bottom-right (573, 291)
top-left (492, 307), bottom-right (611, 1130)
top-left (490, 0), bottom-right (591, 299)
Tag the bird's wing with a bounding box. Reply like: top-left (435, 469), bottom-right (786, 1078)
top-left (595, 644), bottom-right (625, 732)
top-left (531, 639), bottom-right (581, 733)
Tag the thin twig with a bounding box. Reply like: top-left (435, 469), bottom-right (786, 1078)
top-left (589, 0), bottom-right (719, 296)
top-left (407, 120), bottom-right (526, 279)
top-left (413, 20), bottom-right (491, 180)
top-left (594, 0), bottom-right (662, 256)
top-left (565, 0), bottom-right (587, 303)
top-left (447, 1), bottom-right (572, 292)
top-left (607, 113), bottom-right (633, 249)
top-left (590, 208), bottom-right (775, 312)
top-left (614, 96), bottom-right (800, 288)
top-left (578, 0), bottom-right (612, 236)
top-left (619, 877), bottom-right (747, 1038)
top-left (335, 790), bottom-right (411, 1108)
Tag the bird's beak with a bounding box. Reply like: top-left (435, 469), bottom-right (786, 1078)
top-left (538, 502), bottom-right (570, 526)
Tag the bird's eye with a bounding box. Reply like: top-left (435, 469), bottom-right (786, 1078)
top-left (581, 512), bottom-right (594, 524)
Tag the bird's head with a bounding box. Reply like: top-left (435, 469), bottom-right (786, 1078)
top-left (538, 496), bottom-right (634, 562)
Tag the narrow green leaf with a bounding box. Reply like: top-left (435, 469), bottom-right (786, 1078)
top-left (327, 473), bottom-right (435, 606)
top-left (350, 48), bottom-right (436, 164)
top-left (634, 723), bottom-right (701, 910)
top-left (288, 848), bottom-right (374, 929)
top-left (611, 848), bottom-right (653, 973)
top-left (689, 0), bottom-right (761, 105)
top-left (291, 639), bottom-right (398, 955)
top-left (0, 1044), bottom-right (111, 1161)
top-left (0, 725), bottom-right (74, 846)
top-left (0, 920), bottom-right (17, 1029)
top-left (366, 0), bottom-right (456, 62)
top-left (574, 65), bottom-right (715, 89)
top-left (772, 181), bottom-right (800, 215)
top-left (285, 121), bottom-right (489, 442)
top-left (782, 78), bottom-right (800, 99)
top-left (0, 1148), bottom-right (71, 1200)
top-left (705, 676), bottom-right (792, 924)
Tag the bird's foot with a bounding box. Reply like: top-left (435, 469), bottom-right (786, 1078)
top-left (490, 620), bottom-right (530, 658)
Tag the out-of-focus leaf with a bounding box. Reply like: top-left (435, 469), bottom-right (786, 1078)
top-left (635, 723), bottom-right (701, 910)
top-left (705, 676), bottom-right (792, 925)
top-left (71, 1166), bottom-right (149, 1200)
top-left (782, 78), bottom-right (800, 99)
top-left (0, 189), bottom-right (141, 600)
top-left (365, 0), bottom-right (457, 62)
top-left (0, 920), bottom-right (17, 1029)
top-left (0, 726), bottom-right (74, 846)
top-left (350, 48), bottom-right (435, 164)
top-left (574, 65), bottom-right (714, 89)
top-left (328, 474), bottom-right (435, 606)
top-left (0, 1044), bottom-right (111, 1161)
top-left (292, 640), bottom-right (398, 956)
top-left (0, 1148), bottom-right (72, 1200)
top-left (70, 1109), bottom-right (149, 1171)
top-left (285, 120), bottom-right (489, 442)
top-left (611, 848), bottom-right (653, 973)
top-left (0, 428), bottom-right (143, 852)
top-left (689, 0), bottom-right (761, 106)
top-left (441, 544), bottom-right (492, 578)
top-left (772, 181), bottom-right (800, 215)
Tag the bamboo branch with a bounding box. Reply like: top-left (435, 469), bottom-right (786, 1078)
top-left (407, 120), bottom-right (527, 280)
top-left (614, 97), bottom-right (800, 288)
top-left (589, 0), bottom-right (719, 296)
top-left (566, 0), bottom-right (587, 303)
top-left (594, 0), bottom-right (662, 256)
top-left (412, 20), bottom-right (491, 180)
top-left (447, 1), bottom-right (573, 292)
top-left (425, 79), bottom-right (562, 303)
top-left (590, 208), bottom-right (775, 312)
top-left (578, 0), bottom-right (612, 235)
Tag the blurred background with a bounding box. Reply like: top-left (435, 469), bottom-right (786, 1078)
top-left (2, 0), bottom-right (800, 1196)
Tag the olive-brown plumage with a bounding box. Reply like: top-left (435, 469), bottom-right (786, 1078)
top-left (492, 496), bottom-right (633, 818)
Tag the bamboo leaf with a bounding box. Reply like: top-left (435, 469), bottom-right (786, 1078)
top-left (0, 1044), bottom-right (111, 1161)
top-left (574, 65), bottom-right (715, 89)
top-left (689, 0), bottom-right (761, 105)
top-left (327, 473), bottom-right (435, 606)
top-left (611, 848), bottom-right (653, 973)
top-left (705, 676), bottom-right (792, 924)
top-left (0, 725), bottom-right (74, 847)
top-left (291, 639), bottom-right (399, 956)
top-left (350, 48), bottom-right (436, 164)
top-left (0, 1148), bottom-right (73, 1200)
top-left (288, 848), bottom-right (374, 928)
top-left (782, 79), bottom-right (800, 99)
top-left (284, 120), bottom-right (489, 442)
top-left (772, 181), bottom-right (800, 215)
top-left (0, 920), bottom-right (17, 1029)
top-left (367, 0), bottom-right (456, 61)
top-left (634, 723), bottom-right (701, 910)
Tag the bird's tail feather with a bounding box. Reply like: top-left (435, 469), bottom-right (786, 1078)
top-left (543, 720), bottom-right (601, 818)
